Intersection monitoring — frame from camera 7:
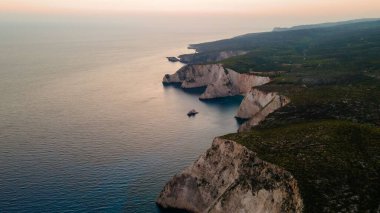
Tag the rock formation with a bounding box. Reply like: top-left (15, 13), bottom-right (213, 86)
top-left (163, 64), bottom-right (270, 99)
top-left (156, 138), bottom-right (303, 213)
top-left (237, 89), bottom-right (290, 132)
top-left (163, 64), bottom-right (225, 88)
top-left (199, 69), bottom-right (271, 100)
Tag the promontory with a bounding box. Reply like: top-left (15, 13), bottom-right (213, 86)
top-left (158, 19), bottom-right (380, 213)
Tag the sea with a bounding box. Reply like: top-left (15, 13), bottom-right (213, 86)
top-left (0, 16), bottom-right (263, 212)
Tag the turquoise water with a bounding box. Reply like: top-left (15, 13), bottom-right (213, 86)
top-left (0, 20), bottom-right (251, 212)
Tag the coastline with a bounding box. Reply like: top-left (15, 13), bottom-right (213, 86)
top-left (157, 19), bottom-right (380, 212)
top-left (0, 23), bottom-right (253, 213)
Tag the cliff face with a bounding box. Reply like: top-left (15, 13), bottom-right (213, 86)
top-left (237, 89), bottom-right (290, 132)
top-left (224, 121), bottom-right (380, 213)
top-left (163, 65), bottom-right (287, 129)
top-left (163, 64), bottom-right (225, 88)
top-left (163, 64), bottom-right (270, 99)
top-left (157, 138), bottom-right (303, 213)
top-left (199, 69), bottom-right (270, 100)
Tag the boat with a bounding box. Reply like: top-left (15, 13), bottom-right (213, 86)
top-left (187, 109), bottom-right (199, 116)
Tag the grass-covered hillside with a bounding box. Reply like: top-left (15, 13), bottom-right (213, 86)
top-left (192, 19), bottom-right (380, 128)
top-left (272, 18), bottom-right (380, 32)
top-left (190, 20), bottom-right (380, 81)
top-left (223, 120), bottom-right (380, 212)
top-left (256, 76), bottom-right (380, 128)
top-left (195, 19), bottom-right (380, 212)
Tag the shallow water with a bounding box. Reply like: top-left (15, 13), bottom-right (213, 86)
top-left (0, 20), bottom-right (251, 212)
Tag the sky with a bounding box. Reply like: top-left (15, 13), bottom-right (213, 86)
top-left (1, 0), bottom-right (380, 16)
top-left (1, 0), bottom-right (379, 30)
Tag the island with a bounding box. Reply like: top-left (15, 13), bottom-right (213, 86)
top-left (158, 19), bottom-right (380, 213)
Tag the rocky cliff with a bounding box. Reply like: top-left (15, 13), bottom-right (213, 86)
top-left (163, 64), bottom-right (270, 99)
top-left (156, 138), bottom-right (303, 213)
top-left (237, 89), bottom-right (290, 132)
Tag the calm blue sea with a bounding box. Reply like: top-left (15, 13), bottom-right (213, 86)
top-left (0, 18), bottom-right (256, 212)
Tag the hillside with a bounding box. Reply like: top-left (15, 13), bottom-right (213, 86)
top-left (189, 19), bottom-right (380, 128)
top-left (186, 20), bottom-right (379, 78)
top-left (220, 20), bottom-right (380, 212)
top-left (223, 120), bottom-right (380, 212)
top-left (202, 19), bottom-right (380, 211)
top-left (272, 18), bottom-right (380, 32)
top-left (158, 19), bottom-right (380, 213)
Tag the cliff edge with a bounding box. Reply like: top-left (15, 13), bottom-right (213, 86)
top-left (236, 89), bottom-right (290, 132)
top-left (157, 138), bottom-right (303, 213)
top-left (163, 64), bottom-right (270, 99)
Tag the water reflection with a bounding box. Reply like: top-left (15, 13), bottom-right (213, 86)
top-left (0, 22), bottom-right (247, 213)
top-left (200, 95), bottom-right (244, 109)
top-left (163, 83), bottom-right (206, 96)
top-left (163, 83), bottom-right (244, 127)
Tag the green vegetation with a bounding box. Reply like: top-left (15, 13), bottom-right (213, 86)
top-left (256, 77), bottom-right (380, 128)
top-left (189, 19), bottom-right (380, 127)
top-left (191, 20), bottom-right (380, 80)
top-left (272, 18), bottom-right (380, 32)
top-left (223, 120), bottom-right (380, 212)
top-left (188, 20), bottom-right (380, 212)
top-left (201, 19), bottom-right (380, 127)
top-left (221, 21), bottom-right (380, 77)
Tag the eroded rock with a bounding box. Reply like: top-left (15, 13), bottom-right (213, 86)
top-left (163, 64), bottom-right (270, 99)
top-left (237, 89), bottom-right (290, 132)
top-left (156, 138), bottom-right (303, 213)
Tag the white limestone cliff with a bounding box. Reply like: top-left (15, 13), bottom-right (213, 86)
top-left (237, 89), bottom-right (290, 132)
top-left (156, 138), bottom-right (303, 213)
top-left (163, 64), bottom-right (270, 99)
